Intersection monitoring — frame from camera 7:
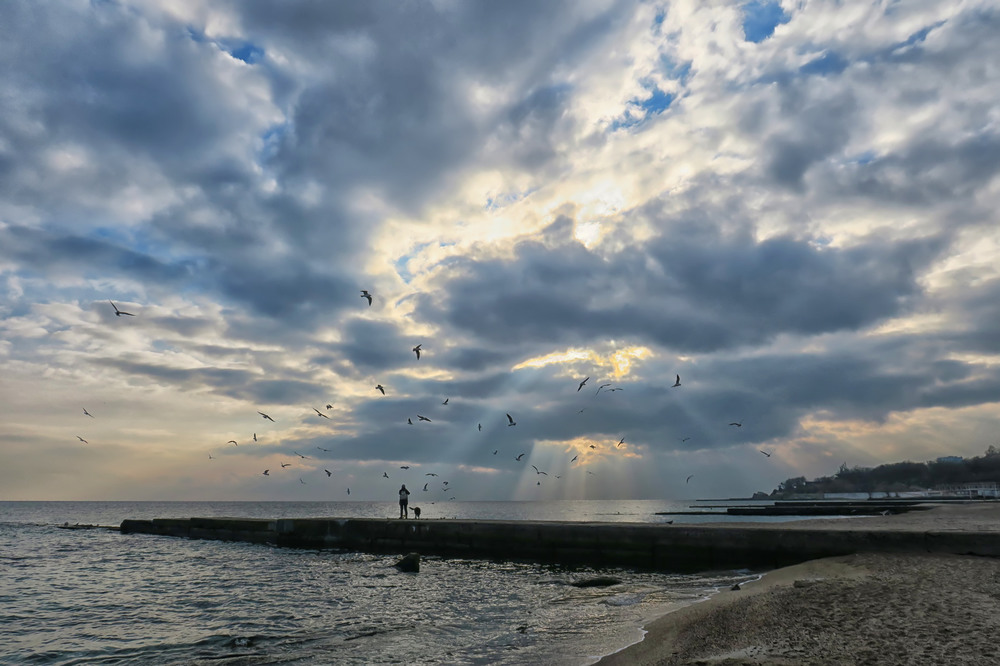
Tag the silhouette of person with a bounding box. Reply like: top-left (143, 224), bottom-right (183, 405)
top-left (398, 484), bottom-right (410, 518)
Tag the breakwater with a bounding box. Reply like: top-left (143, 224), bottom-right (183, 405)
top-left (118, 516), bottom-right (1000, 572)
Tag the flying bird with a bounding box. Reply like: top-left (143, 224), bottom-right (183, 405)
top-left (299, 478), bottom-right (306, 485)
top-left (325, 469), bottom-right (332, 477)
top-left (672, 375), bottom-right (681, 388)
top-left (617, 437), bottom-right (625, 448)
top-left (76, 436), bottom-right (88, 443)
top-left (759, 450), bottom-right (772, 458)
top-left (595, 383), bottom-right (612, 395)
top-left (492, 450), bottom-right (498, 455)
top-left (577, 377), bottom-right (589, 391)
top-left (360, 290), bottom-right (372, 306)
top-left (515, 453), bottom-right (525, 461)
top-left (408, 418), bottom-right (413, 425)
top-left (294, 451), bottom-right (309, 459)
top-left (423, 483), bottom-right (428, 491)
top-left (208, 453), bottom-right (214, 460)
top-left (417, 415), bottom-right (431, 422)
top-left (570, 455), bottom-right (578, 462)
top-left (262, 469), bottom-right (269, 476)
top-left (316, 446), bottom-right (330, 452)
top-left (82, 408), bottom-right (94, 418)
top-left (281, 462), bottom-right (291, 468)
top-left (253, 433), bottom-right (258, 442)
top-left (313, 408), bottom-right (329, 418)
top-left (478, 423), bottom-right (482, 431)
top-left (375, 384), bottom-right (385, 395)
top-left (400, 465), bottom-right (410, 469)
top-left (729, 422), bottom-right (743, 427)
top-left (442, 398), bottom-right (449, 405)
top-left (326, 404), bottom-right (333, 410)
top-left (686, 474), bottom-right (694, 483)
top-left (347, 488), bottom-right (350, 495)
top-left (412, 344), bottom-right (422, 360)
top-left (679, 437), bottom-right (691, 442)
top-left (425, 473), bottom-right (438, 476)
top-left (382, 472), bottom-right (389, 478)
top-left (531, 465), bottom-right (547, 476)
top-left (228, 440), bottom-right (238, 446)
top-left (589, 444), bottom-right (597, 449)
top-left (506, 413), bottom-right (516, 427)
top-left (109, 300), bottom-right (135, 317)
top-left (258, 411), bottom-right (275, 422)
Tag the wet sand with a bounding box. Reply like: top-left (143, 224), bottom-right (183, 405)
top-left (599, 503), bottom-right (1000, 666)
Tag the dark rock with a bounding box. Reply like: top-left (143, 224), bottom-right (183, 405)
top-left (395, 552), bottom-right (420, 572)
top-left (731, 583), bottom-right (741, 591)
top-left (570, 576), bottom-right (622, 588)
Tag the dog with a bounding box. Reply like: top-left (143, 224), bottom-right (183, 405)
top-left (412, 506), bottom-right (421, 519)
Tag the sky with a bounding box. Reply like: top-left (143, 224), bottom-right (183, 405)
top-left (2, 0), bottom-right (999, 502)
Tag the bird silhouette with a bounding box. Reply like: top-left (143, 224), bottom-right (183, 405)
top-left (515, 453), bottom-right (525, 461)
top-left (412, 344), bottom-right (421, 359)
top-left (109, 300), bottom-right (135, 317)
top-left (679, 437), bottom-right (691, 442)
top-left (375, 384), bottom-right (385, 395)
top-left (493, 450), bottom-right (498, 455)
top-left (617, 437), bottom-right (625, 448)
top-left (325, 469), bottom-right (332, 477)
top-left (425, 473), bottom-right (438, 476)
top-left (506, 413), bottom-right (516, 427)
top-left (478, 423), bottom-right (482, 431)
top-left (423, 483), bottom-right (429, 491)
top-left (228, 440), bottom-right (238, 446)
top-left (262, 469), bottom-right (269, 476)
top-left (400, 465), bottom-right (410, 469)
top-left (686, 474), bottom-right (694, 483)
top-left (258, 411), bottom-right (275, 422)
top-left (299, 478), bottom-right (306, 485)
top-left (82, 408), bottom-right (94, 418)
top-left (672, 374), bottom-right (681, 387)
top-left (382, 472), bottom-right (389, 478)
top-left (294, 451), bottom-right (309, 459)
top-left (571, 455), bottom-right (578, 462)
top-left (417, 415), bottom-right (431, 422)
top-left (729, 422), bottom-right (742, 427)
top-left (316, 446), bottom-right (330, 452)
top-left (208, 453), bottom-right (214, 460)
top-left (253, 433), bottom-right (258, 442)
top-left (595, 383), bottom-right (611, 395)
top-left (759, 450), bottom-right (772, 458)
top-left (360, 290), bottom-right (373, 306)
top-left (281, 462), bottom-right (291, 468)
top-left (326, 404), bottom-right (333, 410)
top-left (76, 436), bottom-right (88, 443)
top-left (442, 398), bottom-right (449, 405)
top-left (577, 377), bottom-right (589, 391)
top-left (408, 418), bottom-right (413, 425)
top-left (313, 408), bottom-right (330, 418)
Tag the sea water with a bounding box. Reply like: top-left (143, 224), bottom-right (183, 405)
top-left (0, 501), bottom-right (775, 665)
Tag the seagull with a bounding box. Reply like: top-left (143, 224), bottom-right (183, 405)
top-left (608, 387), bottom-right (623, 392)
top-left (258, 411), bottom-right (275, 422)
top-left (253, 433), bottom-right (258, 442)
top-left (326, 404), bottom-right (333, 410)
top-left (83, 408), bottom-right (94, 418)
top-left (281, 462), bottom-right (291, 468)
top-left (729, 422), bottom-right (743, 427)
top-left (313, 408), bottom-right (329, 418)
top-left (506, 413), bottom-right (516, 427)
top-left (228, 440), bottom-right (238, 446)
top-left (208, 453), bottom-right (214, 459)
top-left (76, 436), bottom-right (88, 443)
top-left (478, 423), bottom-right (482, 431)
top-left (109, 300), bottom-right (135, 317)
top-left (672, 374), bottom-right (681, 388)
top-left (686, 474), bottom-right (694, 483)
top-left (375, 384), bottom-right (385, 395)
top-left (325, 469), bottom-right (332, 477)
top-left (423, 483), bottom-right (429, 491)
top-left (299, 478), bottom-right (306, 485)
top-left (595, 383), bottom-right (611, 395)
top-left (412, 344), bottom-right (421, 360)
top-left (617, 437), bottom-right (625, 448)
top-left (262, 469), bottom-right (269, 476)
top-left (316, 446), bottom-right (330, 452)
top-left (589, 444), bottom-right (597, 449)
top-left (294, 452), bottom-right (309, 459)
top-left (577, 377), bottom-right (589, 391)
top-left (515, 453), bottom-right (525, 461)
top-left (383, 472), bottom-right (389, 478)
top-left (442, 398), bottom-right (449, 405)
top-left (759, 450), bottom-right (772, 458)
top-left (425, 473), bottom-right (438, 476)
top-left (400, 465), bottom-right (410, 469)
top-left (531, 465), bottom-right (547, 476)
top-left (360, 290), bottom-right (372, 306)
top-left (492, 450), bottom-right (498, 455)
top-left (679, 437), bottom-right (691, 442)
top-left (408, 418), bottom-right (413, 425)
top-left (571, 455), bottom-right (578, 462)
top-left (347, 488), bottom-right (350, 495)
top-left (417, 415), bottom-right (431, 422)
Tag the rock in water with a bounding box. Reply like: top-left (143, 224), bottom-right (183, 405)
top-left (395, 552), bottom-right (420, 572)
top-left (570, 576), bottom-right (622, 588)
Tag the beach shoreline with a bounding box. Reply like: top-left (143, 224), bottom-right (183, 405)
top-left (597, 503), bottom-right (1000, 665)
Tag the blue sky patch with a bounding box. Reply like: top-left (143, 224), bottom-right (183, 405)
top-left (742, 1), bottom-right (790, 43)
top-left (800, 51), bottom-right (849, 77)
top-left (226, 41), bottom-right (264, 64)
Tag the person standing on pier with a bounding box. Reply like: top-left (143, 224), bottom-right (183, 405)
top-left (398, 484), bottom-right (411, 519)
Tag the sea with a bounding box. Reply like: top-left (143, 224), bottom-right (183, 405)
top-left (1, 500), bottom-right (795, 665)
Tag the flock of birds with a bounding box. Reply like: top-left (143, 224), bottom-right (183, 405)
top-left (74, 295), bottom-right (775, 506)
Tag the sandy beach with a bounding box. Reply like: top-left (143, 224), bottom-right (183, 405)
top-left (600, 503), bottom-right (1000, 666)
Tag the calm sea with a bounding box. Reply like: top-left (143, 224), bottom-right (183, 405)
top-left (1, 500), bottom-right (783, 665)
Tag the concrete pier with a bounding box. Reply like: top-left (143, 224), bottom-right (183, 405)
top-left (119, 512), bottom-right (1000, 572)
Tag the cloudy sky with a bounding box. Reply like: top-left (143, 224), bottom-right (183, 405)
top-left (2, 0), bottom-right (998, 502)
